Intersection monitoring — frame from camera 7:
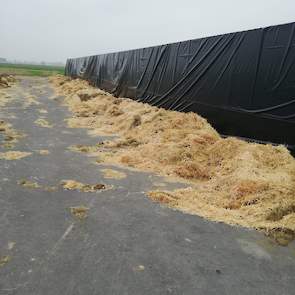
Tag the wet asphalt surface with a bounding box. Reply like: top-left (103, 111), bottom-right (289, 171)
top-left (0, 77), bottom-right (294, 295)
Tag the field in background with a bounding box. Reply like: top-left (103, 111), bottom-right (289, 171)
top-left (0, 63), bottom-right (64, 76)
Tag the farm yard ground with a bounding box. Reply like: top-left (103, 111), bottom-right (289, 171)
top-left (0, 76), bottom-right (294, 294)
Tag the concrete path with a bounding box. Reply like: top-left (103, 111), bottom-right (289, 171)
top-left (0, 77), bottom-right (294, 295)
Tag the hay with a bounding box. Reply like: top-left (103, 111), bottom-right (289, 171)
top-left (38, 109), bottom-right (48, 114)
top-left (0, 255), bottom-right (11, 267)
top-left (0, 92), bottom-right (13, 108)
top-left (43, 186), bottom-right (58, 192)
top-left (0, 74), bottom-right (16, 89)
top-left (0, 151), bottom-right (31, 160)
top-left (51, 75), bottom-right (295, 244)
top-left (34, 118), bottom-right (53, 128)
top-left (70, 206), bottom-right (89, 219)
top-left (18, 179), bottom-right (40, 189)
top-left (0, 77), bottom-right (10, 88)
top-left (1, 143), bottom-right (14, 149)
top-left (0, 120), bottom-right (25, 144)
top-left (101, 168), bottom-right (126, 179)
top-left (152, 182), bottom-right (168, 188)
top-left (36, 149), bottom-right (50, 155)
top-left (8, 242), bottom-right (15, 250)
top-left (23, 94), bottom-right (40, 107)
top-left (17, 179), bottom-right (58, 191)
top-left (0, 75), bottom-right (16, 108)
top-left (264, 228), bottom-right (295, 246)
top-left (61, 180), bottom-right (106, 192)
top-left (68, 144), bottom-right (100, 154)
top-left (133, 265), bottom-right (145, 272)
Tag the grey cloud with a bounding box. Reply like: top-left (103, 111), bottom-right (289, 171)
top-left (0, 0), bottom-right (294, 63)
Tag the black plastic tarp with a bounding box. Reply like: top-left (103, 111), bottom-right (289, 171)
top-left (65, 22), bottom-right (295, 153)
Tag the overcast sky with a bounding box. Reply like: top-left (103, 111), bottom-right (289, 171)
top-left (0, 0), bottom-right (294, 63)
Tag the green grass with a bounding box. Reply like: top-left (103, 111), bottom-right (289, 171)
top-left (0, 63), bottom-right (65, 77)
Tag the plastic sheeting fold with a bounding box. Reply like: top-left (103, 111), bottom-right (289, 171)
top-left (65, 22), bottom-right (295, 153)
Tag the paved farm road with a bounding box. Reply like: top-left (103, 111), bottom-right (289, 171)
top-left (0, 77), bottom-right (294, 295)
